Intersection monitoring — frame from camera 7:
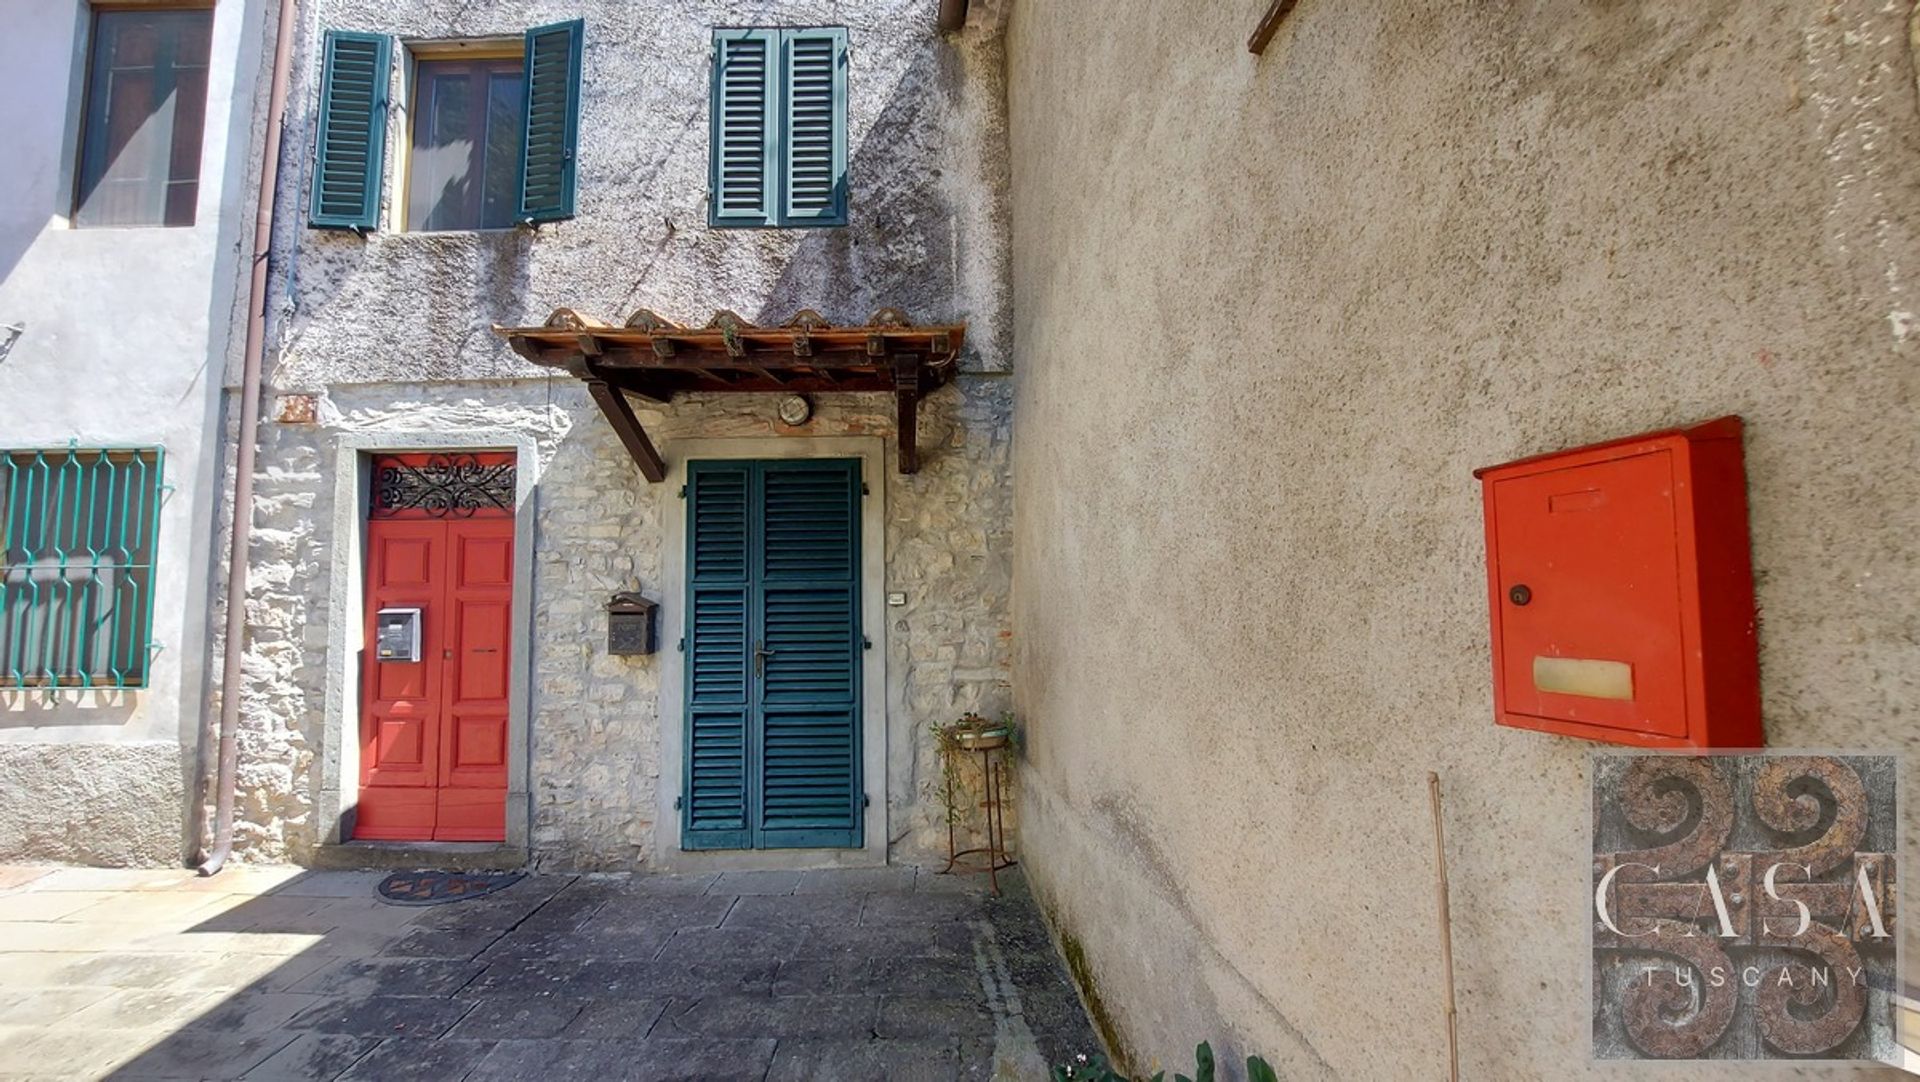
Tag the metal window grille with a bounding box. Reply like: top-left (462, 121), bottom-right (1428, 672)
top-left (0, 447), bottom-right (164, 689)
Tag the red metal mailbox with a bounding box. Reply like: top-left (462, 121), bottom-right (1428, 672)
top-left (1473, 417), bottom-right (1761, 749)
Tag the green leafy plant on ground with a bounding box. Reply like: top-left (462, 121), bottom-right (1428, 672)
top-left (1052, 1042), bottom-right (1279, 1082)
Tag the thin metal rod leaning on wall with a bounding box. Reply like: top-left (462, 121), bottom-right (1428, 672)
top-left (1428, 771), bottom-right (1460, 1081)
top-left (196, 0), bottom-right (297, 876)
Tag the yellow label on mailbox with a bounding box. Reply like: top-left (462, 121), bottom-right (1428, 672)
top-left (1533, 656), bottom-right (1633, 701)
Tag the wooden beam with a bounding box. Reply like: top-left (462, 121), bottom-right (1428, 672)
top-left (686, 374), bottom-right (892, 394)
top-left (505, 335), bottom-right (554, 364)
top-left (586, 379), bottom-right (666, 483)
top-left (1248, 0), bottom-right (1299, 54)
top-left (936, 0), bottom-right (968, 34)
top-left (588, 350), bottom-right (875, 372)
top-left (602, 373), bottom-right (674, 403)
top-left (894, 354), bottom-right (922, 475)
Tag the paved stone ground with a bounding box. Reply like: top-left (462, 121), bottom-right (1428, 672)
top-left (0, 864), bottom-right (1097, 1080)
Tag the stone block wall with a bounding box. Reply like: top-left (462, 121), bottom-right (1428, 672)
top-left (222, 374), bottom-right (1011, 868)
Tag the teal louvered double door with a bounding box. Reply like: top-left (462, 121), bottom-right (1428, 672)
top-left (683, 460), bottom-right (863, 850)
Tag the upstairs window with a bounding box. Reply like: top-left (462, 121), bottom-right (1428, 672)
top-left (73, 6), bottom-right (214, 228)
top-left (1, 448), bottom-right (165, 690)
top-left (710, 28), bottom-right (848, 229)
top-left (309, 21), bottom-right (583, 232)
top-left (407, 55), bottom-right (525, 231)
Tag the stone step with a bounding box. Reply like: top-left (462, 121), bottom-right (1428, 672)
top-left (309, 841), bottom-right (528, 871)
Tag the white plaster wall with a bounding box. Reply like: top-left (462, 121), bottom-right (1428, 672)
top-left (1008, 1), bottom-right (1920, 1078)
top-left (0, 1), bottom-right (268, 864)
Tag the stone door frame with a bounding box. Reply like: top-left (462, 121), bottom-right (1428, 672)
top-left (315, 431), bottom-right (541, 852)
top-left (653, 436), bottom-right (890, 870)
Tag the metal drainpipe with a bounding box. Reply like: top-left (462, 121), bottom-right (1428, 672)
top-left (197, 0), bottom-right (297, 876)
top-left (937, 0), bottom-right (970, 34)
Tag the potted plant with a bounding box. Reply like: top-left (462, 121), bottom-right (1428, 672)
top-left (930, 711), bottom-right (1018, 828)
top-left (944, 710), bottom-right (1012, 751)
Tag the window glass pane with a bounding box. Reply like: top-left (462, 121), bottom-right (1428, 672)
top-left (481, 73), bottom-right (524, 229)
top-left (408, 57), bottom-right (523, 232)
top-left (412, 69), bottom-right (474, 231)
top-left (73, 9), bottom-right (213, 228)
top-left (1, 450), bottom-right (162, 688)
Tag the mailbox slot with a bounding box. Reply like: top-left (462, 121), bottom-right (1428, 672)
top-left (1474, 417), bottom-right (1761, 749)
top-left (607, 592), bottom-right (658, 656)
top-left (374, 607), bottom-right (423, 663)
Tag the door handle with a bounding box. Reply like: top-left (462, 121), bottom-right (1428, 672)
top-left (754, 641), bottom-right (776, 676)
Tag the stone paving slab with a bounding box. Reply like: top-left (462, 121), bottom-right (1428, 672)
top-left (0, 869), bottom-right (51, 894)
top-left (0, 863), bottom-right (1098, 1080)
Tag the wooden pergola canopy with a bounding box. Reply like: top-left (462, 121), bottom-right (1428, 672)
top-left (493, 307), bottom-right (964, 482)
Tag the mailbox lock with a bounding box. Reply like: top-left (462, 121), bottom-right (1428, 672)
top-left (1508, 584), bottom-right (1533, 607)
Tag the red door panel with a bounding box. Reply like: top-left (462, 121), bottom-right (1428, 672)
top-left (438, 520), bottom-right (513, 840)
top-left (360, 522), bottom-right (445, 841)
top-left (355, 452), bottom-right (515, 843)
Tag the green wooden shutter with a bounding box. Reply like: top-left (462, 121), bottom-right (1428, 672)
top-left (778, 28), bottom-right (848, 227)
top-left (683, 460), bottom-right (863, 851)
top-left (755, 461), bottom-right (861, 848)
top-left (309, 31), bottom-right (390, 230)
top-left (683, 463), bottom-right (753, 849)
top-left (518, 19), bottom-right (584, 224)
top-left (710, 29), bottom-right (778, 227)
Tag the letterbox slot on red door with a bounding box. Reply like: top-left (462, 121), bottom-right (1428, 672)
top-left (1473, 416), bottom-right (1762, 749)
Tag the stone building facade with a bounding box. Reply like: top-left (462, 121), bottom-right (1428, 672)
top-left (0, 1), bottom-right (268, 865)
top-left (219, 0), bottom-right (1015, 868)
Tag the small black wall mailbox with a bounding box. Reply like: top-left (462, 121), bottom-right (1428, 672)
top-left (607, 592), bottom-right (658, 656)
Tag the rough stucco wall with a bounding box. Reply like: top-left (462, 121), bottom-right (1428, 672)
top-left (1008, 2), bottom-right (1919, 1079)
top-left (0, 1), bottom-right (267, 865)
top-left (254, 0), bottom-right (1011, 386)
top-left (230, 376), bottom-right (1010, 868)
top-left (0, 745), bottom-right (188, 867)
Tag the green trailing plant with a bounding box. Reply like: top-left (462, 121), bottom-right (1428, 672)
top-left (930, 711), bottom-right (1017, 826)
top-left (931, 718), bottom-right (968, 826)
top-left (1051, 1042), bottom-right (1280, 1082)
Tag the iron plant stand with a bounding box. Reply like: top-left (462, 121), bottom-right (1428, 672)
top-left (941, 744), bottom-right (1016, 895)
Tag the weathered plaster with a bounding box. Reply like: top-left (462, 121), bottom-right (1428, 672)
top-left (0, 1), bottom-right (268, 864)
top-left (0, 743), bottom-right (187, 867)
top-left (1007, 1), bottom-right (1920, 1078)
top-left (254, 0), bottom-right (1013, 388)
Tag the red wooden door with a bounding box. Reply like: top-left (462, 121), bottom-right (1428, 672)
top-left (356, 453), bottom-right (515, 842)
